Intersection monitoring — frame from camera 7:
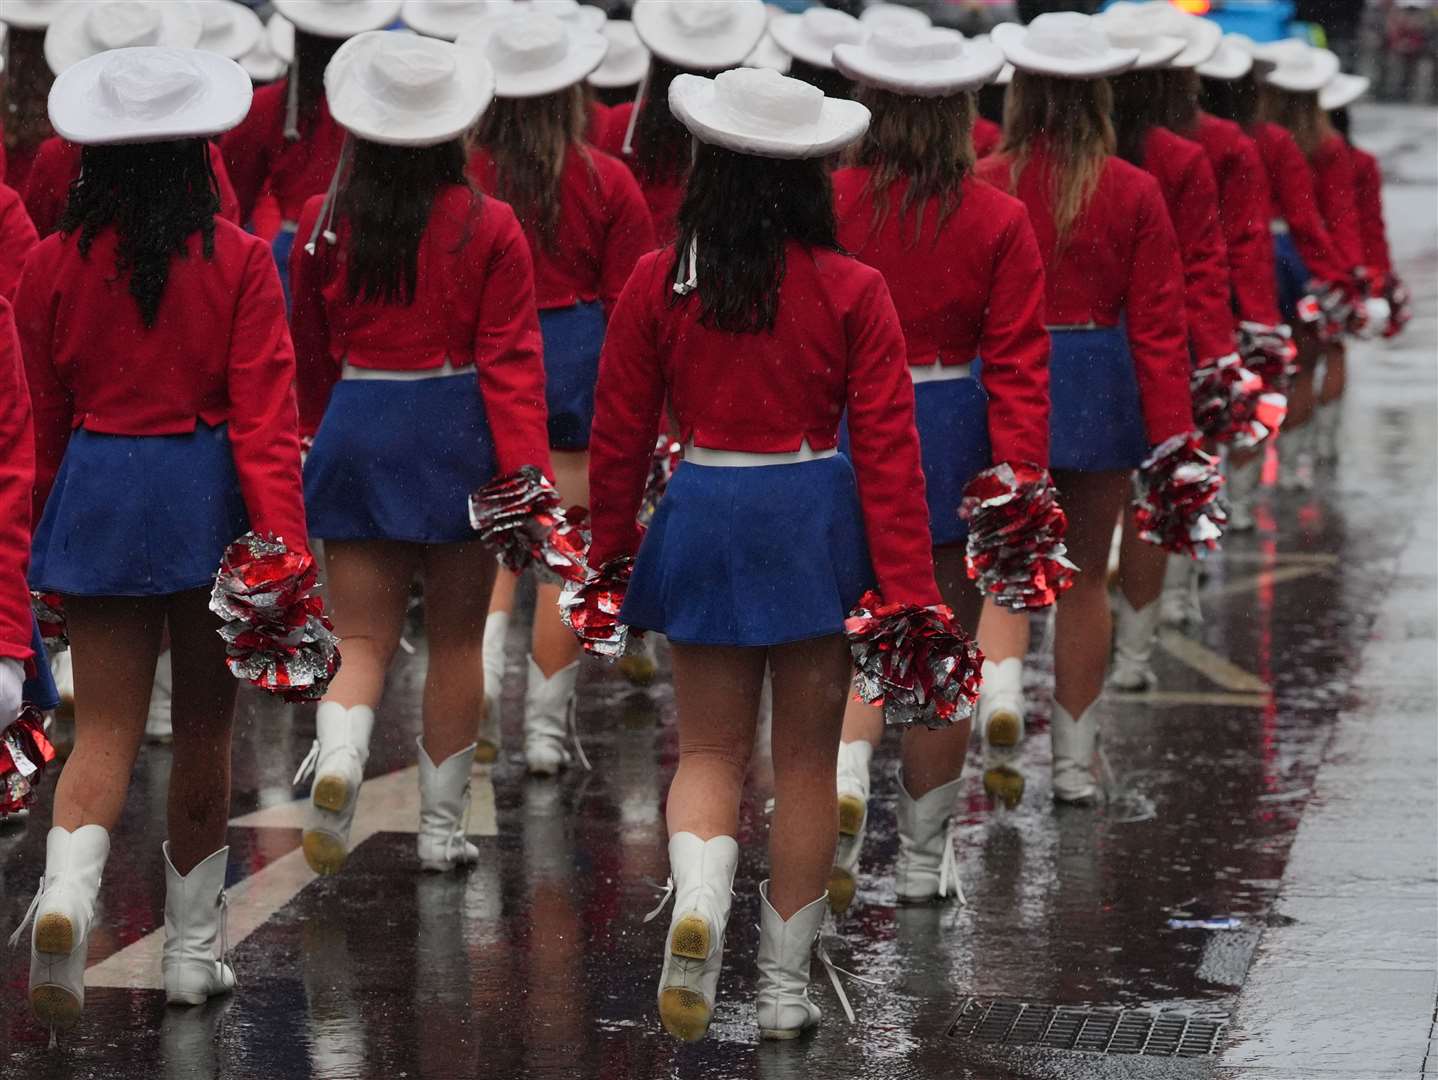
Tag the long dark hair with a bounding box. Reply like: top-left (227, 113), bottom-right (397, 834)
top-left (58, 140), bottom-right (219, 328)
top-left (335, 138), bottom-right (470, 305)
top-left (848, 86), bottom-right (974, 244)
top-left (671, 144), bottom-right (840, 334)
top-left (1200, 71), bottom-right (1260, 130)
top-left (1, 28), bottom-right (55, 158)
top-left (628, 57), bottom-right (692, 186)
top-left (1109, 69), bottom-right (1167, 166)
top-left (291, 29), bottom-right (344, 136)
top-left (1260, 85), bottom-right (1332, 157)
top-left (472, 85), bottom-right (590, 251)
top-left (1162, 68), bottom-right (1201, 135)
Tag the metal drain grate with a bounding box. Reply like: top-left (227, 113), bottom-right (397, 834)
top-left (947, 998), bottom-right (1225, 1057)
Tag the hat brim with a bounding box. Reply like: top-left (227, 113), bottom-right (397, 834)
top-left (197, 2), bottom-right (264, 60)
top-left (272, 1), bottom-right (402, 40)
top-left (50, 45), bottom-right (254, 144)
top-left (668, 71), bottom-right (868, 160)
top-left (456, 16), bottom-right (607, 98)
top-left (1263, 49), bottom-right (1340, 93)
top-left (1196, 43), bottom-right (1251, 81)
top-left (45, 2), bottom-right (205, 76)
top-left (1319, 72), bottom-right (1369, 111)
top-left (589, 52), bottom-right (648, 88)
top-left (632, 0), bottom-right (766, 71)
top-left (403, 1), bottom-right (511, 42)
top-left (2, 3), bottom-right (62, 30)
top-left (991, 22), bottom-right (1138, 79)
top-left (1169, 16), bottom-right (1222, 68)
top-left (241, 45), bottom-right (287, 82)
top-left (831, 39), bottom-right (1005, 97)
top-left (1106, 34), bottom-right (1186, 71)
top-left (768, 13), bottom-right (864, 70)
top-left (327, 32), bottom-right (493, 145)
top-left (743, 34), bottom-right (792, 73)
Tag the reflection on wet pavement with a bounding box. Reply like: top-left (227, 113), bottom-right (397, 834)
top-left (1, 104), bottom-right (1435, 1079)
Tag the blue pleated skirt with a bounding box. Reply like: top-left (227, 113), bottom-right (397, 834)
top-left (23, 620), bottom-right (59, 712)
top-left (1272, 231), bottom-right (1310, 324)
top-left (621, 454), bottom-right (875, 647)
top-left (304, 372), bottom-right (496, 543)
top-left (272, 223), bottom-right (298, 315)
top-left (540, 301), bottom-right (606, 451)
top-left (1048, 326), bottom-right (1149, 473)
top-left (31, 423), bottom-right (250, 596)
top-left (914, 370), bottom-right (992, 546)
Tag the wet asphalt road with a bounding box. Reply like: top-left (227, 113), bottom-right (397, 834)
top-left (1, 104), bottom-right (1434, 1079)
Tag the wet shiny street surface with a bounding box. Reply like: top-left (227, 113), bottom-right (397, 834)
top-left (3, 105), bottom-right (1435, 1079)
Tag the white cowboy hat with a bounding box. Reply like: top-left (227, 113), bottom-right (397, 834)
top-left (1195, 33), bottom-right (1253, 81)
top-left (1127, 1), bottom-right (1221, 68)
top-left (2, 2), bottom-right (68, 31)
top-left (769, 7), bottom-right (868, 70)
top-left (193, 1), bottom-right (263, 59)
top-left (527, 0), bottom-right (605, 33)
top-left (326, 29), bottom-right (492, 145)
top-left (403, 0), bottom-right (513, 41)
top-left (991, 12), bottom-right (1139, 80)
top-left (833, 27), bottom-right (1004, 97)
top-left (1256, 39), bottom-right (1340, 94)
top-left (45, 1), bottom-right (204, 76)
top-left (743, 32), bottom-right (791, 73)
top-left (456, 10), bottom-right (605, 98)
top-left (239, 23), bottom-right (287, 81)
top-left (1092, 8), bottom-right (1186, 72)
top-left (589, 19), bottom-right (648, 89)
top-left (858, 3), bottom-right (930, 34)
top-left (632, 0), bottom-right (767, 72)
top-left (1319, 71), bottom-right (1370, 111)
top-left (975, 29), bottom-right (1014, 84)
top-left (271, 0), bottom-right (402, 40)
top-left (669, 65), bottom-right (869, 159)
top-left (49, 44), bottom-right (252, 144)
top-left (267, 13), bottom-right (295, 62)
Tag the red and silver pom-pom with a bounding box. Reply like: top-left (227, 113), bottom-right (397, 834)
top-left (0, 707), bottom-right (56, 817)
top-left (1297, 279), bottom-right (1353, 343)
top-left (559, 557), bottom-right (641, 661)
top-left (845, 590), bottom-right (984, 730)
top-left (1238, 321), bottom-right (1299, 397)
top-left (1132, 433), bottom-right (1227, 559)
top-left (1191, 352), bottom-right (1287, 452)
top-left (468, 466), bottom-right (590, 585)
top-left (209, 533), bottom-right (340, 702)
top-left (638, 436), bottom-right (683, 528)
top-left (959, 462), bottom-right (1076, 612)
top-left (30, 592), bottom-right (67, 654)
top-left (1384, 276), bottom-right (1411, 339)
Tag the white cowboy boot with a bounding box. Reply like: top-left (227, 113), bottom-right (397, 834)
top-left (654, 832), bottom-right (738, 1042)
top-left (1050, 701), bottom-right (1102, 804)
top-left (298, 702), bottom-right (374, 876)
top-left (1160, 555), bottom-right (1203, 630)
top-left (523, 657), bottom-right (578, 777)
top-left (755, 882), bottom-right (827, 1040)
top-left (416, 738), bottom-right (480, 872)
top-left (979, 657), bottom-right (1026, 808)
top-left (1108, 594), bottom-right (1161, 692)
top-left (162, 843), bottom-right (236, 1006)
top-left (478, 611), bottom-right (508, 764)
top-left (895, 775), bottom-right (964, 904)
top-left (51, 648), bottom-right (74, 712)
top-left (13, 825), bottom-right (110, 1031)
top-left (828, 740), bottom-right (872, 915)
top-left (146, 649), bottom-right (173, 743)
top-left (1279, 424), bottom-right (1314, 491)
top-left (1312, 399), bottom-right (1340, 464)
top-left (1224, 453), bottom-right (1262, 533)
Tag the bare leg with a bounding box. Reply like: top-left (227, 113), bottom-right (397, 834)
top-left (1052, 470), bottom-right (1130, 718)
top-left (531, 450), bottom-right (588, 678)
top-left (1116, 503), bottom-right (1166, 611)
top-left (164, 589), bottom-right (239, 874)
top-left (1318, 341), bottom-right (1347, 405)
top-left (419, 540), bottom-right (499, 763)
top-left (320, 540), bottom-right (419, 710)
top-left (487, 568), bottom-right (518, 618)
top-left (977, 601), bottom-right (1031, 664)
top-left (51, 596), bottom-right (165, 832)
top-left (1284, 324), bottom-right (1322, 429)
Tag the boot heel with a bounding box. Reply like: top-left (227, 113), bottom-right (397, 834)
top-left (658, 986), bottom-right (710, 1042)
top-left (312, 774), bottom-right (351, 813)
top-left (826, 867), bottom-right (856, 915)
top-left (30, 984), bottom-right (82, 1029)
top-left (472, 740), bottom-right (499, 765)
top-left (836, 794), bottom-right (865, 837)
top-left (982, 765), bottom-right (1025, 810)
top-left (986, 708), bottom-right (1022, 749)
top-left (302, 831), bottom-right (349, 876)
top-left (34, 913), bottom-right (74, 955)
top-left (669, 914), bottom-right (709, 961)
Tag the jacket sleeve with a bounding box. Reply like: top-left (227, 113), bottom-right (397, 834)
top-left (1352, 149), bottom-right (1393, 286)
top-left (220, 97), bottom-right (275, 226)
top-left (20, 141), bottom-right (67, 240)
top-left (0, 301), bottom-right (35, 662)
top-left (208, 141), bottom-right (243, 226)
top-left (12, 250), bottom-right (70, 524)
top-left (1268, 128), bottom-right (1350, 289)
top-left (1220, 134), bottom-right (1282, 326)
top-left (0, 186), bottom-right (38, 303)
top-left (845, 271), bottom-right (942, 608)
top-left (225, 242), bottom-right (309, 551)
top-left (586, 257), bottom-right (666, 570)
top-left (1124, 180), bottom-right (1193, 446)
top-left (1312, 138), bottom-right (1365, 275)
top-left (288, 196), bottom-right (338, 438)
top-left (471, 202), bottom-right (553, 479)
top-left (598, 160), bottom-right (657, 318)
top-left (1169, 147), bottom-right (1237, 362)
top-left (978, 208), bottom-right (1050, 466)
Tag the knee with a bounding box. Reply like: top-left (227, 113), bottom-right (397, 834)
top-left (677, 740), bottom-right (750, 783)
